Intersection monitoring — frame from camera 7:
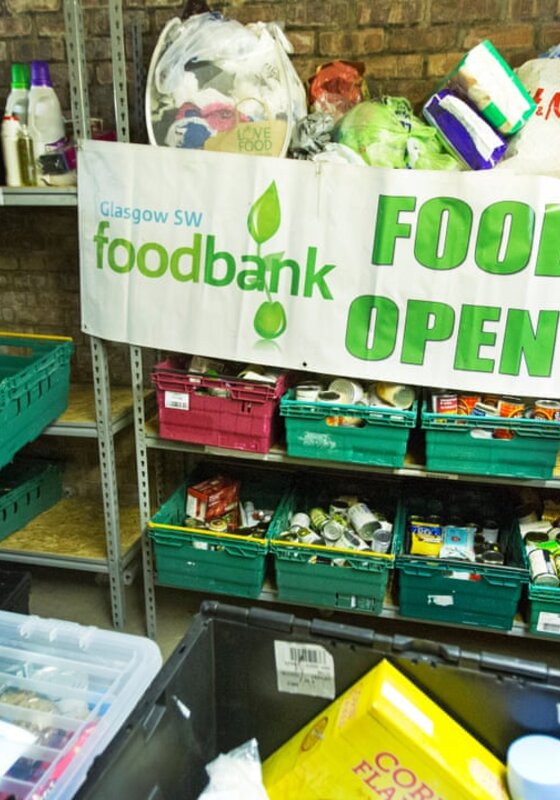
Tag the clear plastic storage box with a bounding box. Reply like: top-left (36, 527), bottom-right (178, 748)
top-left (0, 610), bottom-right (162, 800)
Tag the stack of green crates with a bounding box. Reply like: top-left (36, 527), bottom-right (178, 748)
top-left (0, 333), bottom-right (73, 470)
top-left (395, 483), bottom-right (528, 630)
top-left (280, 390), bottom-right (417, 467)
top-left (149, 464), bottom-right (292, 599)
top-left (269, 475), bottom-right (404, 613)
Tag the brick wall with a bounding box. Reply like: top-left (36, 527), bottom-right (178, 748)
top-left (0, 0), bottom-right (558, 499)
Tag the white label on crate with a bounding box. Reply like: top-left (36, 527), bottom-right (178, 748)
top-left (536, 611), bottom-right (560, 635)
top-left (274, 641), bottom-right (335, 699)
top-left (164, 391), bottom-right (189, 411)
top-left (0, 189), bottom-right (4, 206)
top-left (427, 594), bottom-right (454, 606)
top-left (449, 571), bottom-right (471, 581)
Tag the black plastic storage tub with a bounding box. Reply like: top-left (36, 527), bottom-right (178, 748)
top-left (78, 602), bottom-right (560, 800)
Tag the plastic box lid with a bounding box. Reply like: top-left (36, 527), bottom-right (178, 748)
top-left (0, 610), bottom-right (162, 800)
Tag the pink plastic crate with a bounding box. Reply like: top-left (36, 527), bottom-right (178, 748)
top-left (152, 360), bottom-right (287, 453)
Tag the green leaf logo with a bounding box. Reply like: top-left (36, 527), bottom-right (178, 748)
top-left (247, 181), bottom-right (281, 245)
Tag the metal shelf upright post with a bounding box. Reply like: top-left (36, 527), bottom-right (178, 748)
top-left (65, 0), bottom-right (128, 628)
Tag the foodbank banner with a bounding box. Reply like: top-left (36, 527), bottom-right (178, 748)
top-left (78, 139), bottom-right (560, 397)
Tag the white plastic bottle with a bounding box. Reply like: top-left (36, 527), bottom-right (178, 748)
top-left (1, 115), bottom-right (23, 186)
top-left (27, 60), bottom-right (65, 159)
top-left (5, 63), bottom-right (30, 125)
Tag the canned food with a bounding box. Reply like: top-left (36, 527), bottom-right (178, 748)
top-left (498, 396), bottom-right (525, 419)
top-left (534, 399), bottom-right (560, 421)
top-left (348, 502), bottom-right (381, 540)
top-left (432, 392), bottom-right (458, 414)
top-left (337, 529), bottom-right (369, 552)
top-left (329, 499), bottom-right (349, 518)
top-left (528, 547), bottom-right (560, 586)
top-left (481, 520), bottom-right (500, 544)
top-left (322, 518), bottom-right (345, 542)
top-left (458, 394), bottom-right (481, 415)
top-left (295, 381), bottom-right (323, 402)
top-left (479, 549), bottom-right (505, 565)
top-left (328, 378), bottom-right (364, 405)
top-left (524, 530), bottom-right (550, 546)
top-left (371, 528), bottom-right (392, 554)
top-left (309, 507), bottom-right (329, 532)
top-left (472, 402), bottom-right (499, 417)
top-left (208, 518), bottom-right (228, 532)
top-left (317, 390), bottom-right (342, 404)
top-left (297, 527), bottom-right (323, 545)
top-left (291, 512), bottom-right (311, 529)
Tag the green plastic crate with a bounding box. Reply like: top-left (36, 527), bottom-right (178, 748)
top-left (269, 475), bottom-right (404, 614)
top-left (280, 390), bottom-right (417, 467)
top-left (395, 484), bottom-right (528, 630)
top-left (526, 584), bottom-right (560, 638)
top-left (515, 519), bottom-right (560, 638)
top-left (0, 334), bottom-right (73, 470)
top-left (149, 465), bottom-right (292, 599)
top-left (421, 398), bottom-right (560, 479)
top-left (0, 459), bottom-right (64, 542)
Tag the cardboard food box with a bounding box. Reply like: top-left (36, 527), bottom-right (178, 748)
top-left (185, 475), bottom-right (240, 522)
top-left (263, 659), bottom-right (508, 800)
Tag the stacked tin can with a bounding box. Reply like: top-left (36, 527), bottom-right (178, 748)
top-left (279, 496), bottom-right (394, 564)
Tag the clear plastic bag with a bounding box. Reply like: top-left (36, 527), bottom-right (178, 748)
top-left (146, 11), bottom-right (306, 157)
top-left (197, 738), bottom-right (270, 800)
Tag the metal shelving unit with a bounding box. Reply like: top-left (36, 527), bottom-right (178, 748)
top-left (0, 0), bottom-right (139, 629)
top-left (131, 351), bottom-right (560, 640)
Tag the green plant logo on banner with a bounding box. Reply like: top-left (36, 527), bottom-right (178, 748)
top-left (247, 181), bottom-right (287, 340)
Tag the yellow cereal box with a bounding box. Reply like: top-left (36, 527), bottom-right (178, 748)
top-left (263, 659), bottom-right (508, 800)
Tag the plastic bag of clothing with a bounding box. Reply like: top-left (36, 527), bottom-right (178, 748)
top-left (146, 11), bottom-right (307, 157)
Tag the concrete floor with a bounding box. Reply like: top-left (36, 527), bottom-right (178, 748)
top-left (24, 564), bottom-right (560, 668)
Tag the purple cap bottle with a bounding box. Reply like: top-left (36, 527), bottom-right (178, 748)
top-left (31, 60), bottom-right (53, 88)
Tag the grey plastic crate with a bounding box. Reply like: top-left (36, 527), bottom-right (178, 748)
top-left (78, 602), bottom-right (560, 800)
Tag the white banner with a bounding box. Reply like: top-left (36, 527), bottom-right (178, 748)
top-left (78, 139), bottom-right (560, 397)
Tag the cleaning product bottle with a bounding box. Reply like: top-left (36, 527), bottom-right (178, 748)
top-left (5, 63), bottom-right (30, 125)
top-left (27, 60), bottom-right (66, 160)
top-left (17, 124), bottom-right (37, 186)
top-left (1, 115), bottom-right (22, 186)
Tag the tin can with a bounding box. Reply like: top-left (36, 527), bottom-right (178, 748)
top-left (371, 528), bottom-right (392, 554)
top-left (322, 517), bottom-right (345, 542)
top-left (317, 390), bottom-right (342, 404)
top-left (432, 391), bottom-right (458, 414)
top-left (208, 518), bottom-right (228, 532)
top-left (291, 512), bottom-right (311, 529)
top-left (457, 393), bottom-right (481, 415)
top-left (328, 378), bottom-right (364, 405)
top-left (295, 381), bottom-right (323, 402)
top-left (479, 548), bottom-right (505, 565)
top-left (337, 529), bottom-right (369, 552)
top-left (297, 528), bottom-right (323, 545)
top-left (527, 547), bottom-right (560, 586)
top-left (481, 520), bottom-right (500, 544)
top-left (498, 396), bottom-right (525, 419)
top-left (329, 499), bottom-right (349, 518)
top-left (472, 402), bottom-right (499, 417)
top-left (309, 508), bottom-right (329, 532)
top-left (534, 399), bottom-right (560, 421)
top-left (348, 502), bottom-right (381, 540)
top-left (524, 530), bottom-right (550, 547)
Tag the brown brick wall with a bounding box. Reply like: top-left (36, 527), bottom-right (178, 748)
top-left (0, 0), bottom-right (558, 500)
